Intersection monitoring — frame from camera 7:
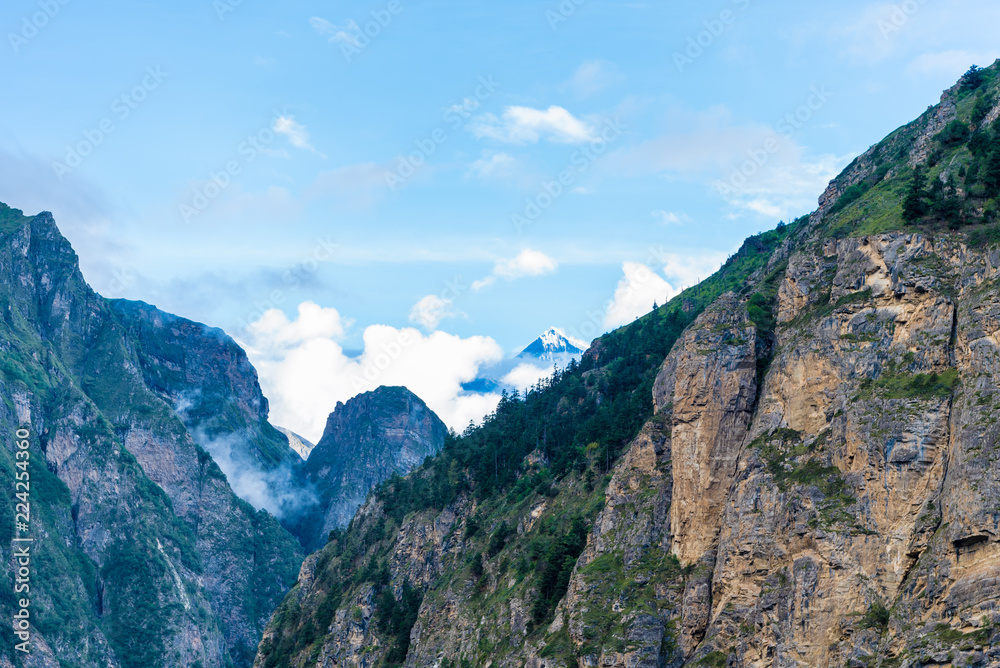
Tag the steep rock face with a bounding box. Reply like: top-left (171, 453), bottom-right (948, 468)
top-left (701, 232), bottom-right (963, 666)
top-left (110, 298), bottom-right (299, 471)
top-left (653, 293), bottom-right (759, 566)
top-left (541, 417), bottom-right (682, 667)
top-left (299, 387), bottom-right (447, 549)
top-left (0, 207), bottom-right (302, 668)
top-left (277, 427), bottom-right (315, 459)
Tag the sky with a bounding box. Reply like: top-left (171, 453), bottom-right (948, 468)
top-left (1, 0), bottom-right (999, 441)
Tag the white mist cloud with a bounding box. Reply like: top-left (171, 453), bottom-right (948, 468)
top-left (196, 431), bottom-right (315, 520)
top-left (239, 302), bottom-right (505, 442)
top-left (604, 262), bottom-right (679, 329)
top-left (310, 16), bottom-right (362, 47)
top-left (473, 249), bottom-right (559, 291)
top-left (502, 362), bottom-right (553, 391)
top-left (469, 106), bottom-right (598, 144)
top-left (408, 295), bottom-right (460, 331)
top-left (273, 115), bottom-right (323, 155)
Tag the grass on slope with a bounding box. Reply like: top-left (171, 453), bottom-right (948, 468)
top-left (823, 62), bottom-right (1000, 243)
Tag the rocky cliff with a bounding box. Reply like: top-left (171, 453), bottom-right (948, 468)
top-left (0, 206), bottom-right (303, 668)
top-left (255, 62), bottom-right (1000, 667)
top-left (295, 387), bottom-right (447, 551)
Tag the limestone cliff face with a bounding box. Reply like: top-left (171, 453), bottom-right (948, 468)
top-left (653, 293), bottom-right (759, 566)
top-left (299, 387), bottom-right (447, 550)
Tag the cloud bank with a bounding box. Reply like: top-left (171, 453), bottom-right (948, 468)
top-left (240, 302), bottom-right (505, 442)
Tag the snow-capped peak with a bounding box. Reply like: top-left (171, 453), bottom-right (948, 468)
top-left (519, 327), bottom-right (587, 358)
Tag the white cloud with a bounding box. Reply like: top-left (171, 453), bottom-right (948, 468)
top-left (659, 251), bottom-right (729, 291)
top-left (832, 1), bottom-right (1000, 66)
top-left (469, 106), bottom-right (598, 144)
top-left (472, 249), bottom-right (559, 291)
top-left (565, 60), bottom-right (623, 97)
top-left (310, 16), bottom-right (362, 47)
top-left (273, 115), bottom-right (323, 155)
top-left (408, 295), bottom-right (461, 331)
top-left (239, 302), bottom-right (504, 441)
top-left (713, 152), bottom-right (847, 220)
top-left (248, 301), bottom-right (348, 352)
top-left (502, 363), bottom-right (553, 391)
top-left (468, 151), bottom-right (520, 180)
top-left (604, 262), bottom-right (679, 329)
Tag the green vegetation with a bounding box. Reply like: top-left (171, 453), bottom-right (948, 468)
top-left (822, 62), bottom-right (1000, 239)
top-left (861, 599), bottom-right (891, 632)
top-left (101, 541), bottom-right (174, 668)
top-left (936, 119), bottom-right (971, 148)
top-left (968, 222), bottom-right (1000, 248)
top-left (0, 202), bottom-right (32, 234)
top-left (861, 368), bottom-right (960, 401)
top-left (754, 429), bottom-right (856, 529)
top-left (929, 621), bottom-right (994, 647)
top-left (377, 583), bottom-right (423, 664)
top-left (527, 514), bottom-right (588, 629)
top-left (697, 651), bottom-right (729, 667)
top-left (572, 548), bottom-right (682, 658)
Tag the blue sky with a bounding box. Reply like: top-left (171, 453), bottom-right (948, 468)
top-left (2, 0), bottom-right (998, 439)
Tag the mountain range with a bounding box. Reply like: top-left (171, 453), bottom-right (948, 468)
top-left (2, 61), bottom-right (1000, 668)
top-left (255, 62), bottom-right (1000, 668)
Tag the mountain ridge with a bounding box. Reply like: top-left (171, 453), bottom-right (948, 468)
top-left (0, 205), bottom-right (303, 668)
top-left (254, 61), bottom-right (1000, 668)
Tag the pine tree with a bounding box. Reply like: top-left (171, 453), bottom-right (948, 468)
top-left (934, 176), bottom-right (962, 228)
top-left (962, 65), bottom-right (985, 91)
top-left (903, 167), bottom-right (929, 222)
top-left (972, 93), bottom-right (993, 128)
top-left (986, 146), bottom-right (1000, 196)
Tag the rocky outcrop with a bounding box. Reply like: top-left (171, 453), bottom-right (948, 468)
top-left (298, 387), bottom-right (447, 550)
top-left (541, 417), bottom-right (682, 667)
top-left (654, 293), bottom-right (759, 566)
top-left (277, 427), bottom-right (315, 459)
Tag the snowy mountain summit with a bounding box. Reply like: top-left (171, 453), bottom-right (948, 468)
top-left (518, 327), bottom-right (586, 360)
